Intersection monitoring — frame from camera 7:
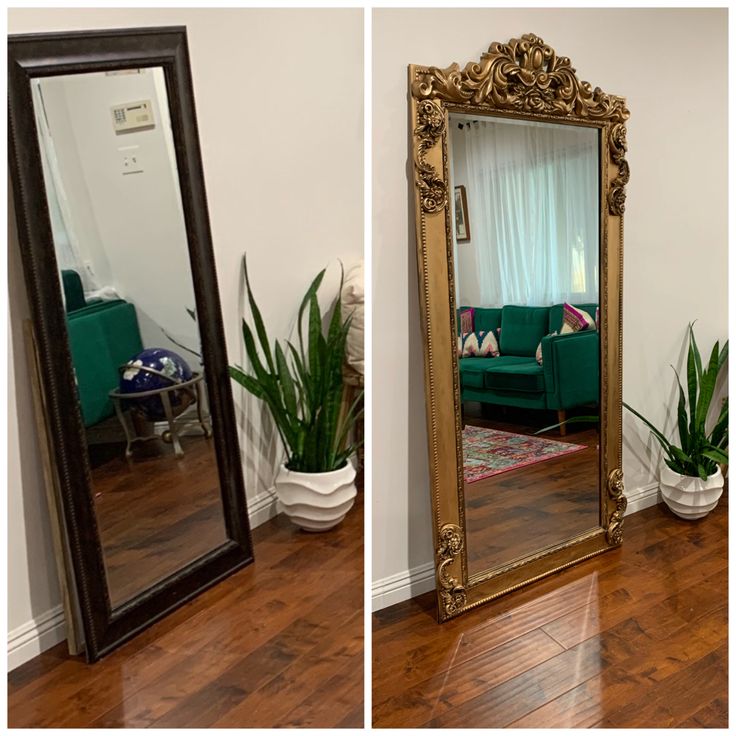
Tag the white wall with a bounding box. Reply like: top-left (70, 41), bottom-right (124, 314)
top-left (8, 7), bottom-right (363, 668)
top-left (372, 8), bottom-right (727, 608)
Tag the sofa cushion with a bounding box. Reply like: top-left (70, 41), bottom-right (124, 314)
top-left (459, 355), bottom-right (529, 389)
top-left (548, 303), bottom-right (598, 334)
top-left (473, 307), bottom-right (502, 334)
top-left (499, 306), bottom-right (549, 357)
top-left (484, 361), bottom-right (546, 393)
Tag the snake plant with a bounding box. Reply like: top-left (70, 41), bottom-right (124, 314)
top-left (625, 323), bottom-right (728, 480)
top-left (229, 256), bottom-right (363, 473)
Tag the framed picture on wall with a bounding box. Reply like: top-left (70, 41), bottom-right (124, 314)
top-left (454, 185), bottom-right (470, 242)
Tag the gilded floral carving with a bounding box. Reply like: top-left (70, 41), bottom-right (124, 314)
top-left (437, 523), bottom-right (466, 615)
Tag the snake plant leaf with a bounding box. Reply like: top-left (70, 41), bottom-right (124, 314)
top-left (688, 322), bottom-right (703, 380)
top-left (703, 447), bottom-right (728, 465)
top-left (672, 367), bottom-right (689, 454)
top-left (275, 341), bottom-right (298, 418)
top-left (297, 269), bottom-right (326, 363)
top-left (686, 337), bottom-right (698, 436)
top-left (228, 366), bottom-right (265, 398)
top-left (242, 254), bottom-right (276, 375)
top-left (718, 340), bottom-right (729, 372)
top-left (695, 341), bottom-right (720, 433)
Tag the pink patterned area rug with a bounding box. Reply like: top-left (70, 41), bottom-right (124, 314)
top-left (463, 425), bottom-right (586, 484)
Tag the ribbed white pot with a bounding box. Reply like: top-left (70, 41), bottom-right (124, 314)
top-left (659, 463), bottom-right (724, 520)
top-left (274, 460), bottom-right (357, 532)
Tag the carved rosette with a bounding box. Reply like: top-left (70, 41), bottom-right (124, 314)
top-left (437, 523), bottom-right (466, 616)
top-left (413, 99), bottom-right (447, 213)
top-left (606, 468), bottom-right (627, 545)
top-left (411, 33), bottom-right (630, 217)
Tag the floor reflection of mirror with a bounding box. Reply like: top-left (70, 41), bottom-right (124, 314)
top-left (373, 494), bottom-right (727, 728)
top-left (8, 479), bottom-right (364, 728)
top-left (462, 403), bottom-right (599, 576)
top-left (88, 434), bottom-right (225, 608)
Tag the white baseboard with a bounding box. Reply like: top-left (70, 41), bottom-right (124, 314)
top-left (8, 605), bottom-right (67, 672)
top-left (371, 482), bottom-right (663, 612)
top-left (371, 561), bottom-right (436, 612)
top-left (624, 482), bottom-right (661, 515)
top-left (8, 486), bottom-right (281, 672)
top-left (247, 486), bottom-right (279, 529)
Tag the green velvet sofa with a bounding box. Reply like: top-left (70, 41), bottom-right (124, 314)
top-left (458, 303), bottom-right (599, 432)
top-left (63, 270), bottom-right (143, 428)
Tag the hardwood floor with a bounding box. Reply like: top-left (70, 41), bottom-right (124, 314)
top-left (372, 494), bottom-right (728, 728)
top-left (89, 435), bottom-right (227, 608)
top-left (8, 486), bottom-right (364, 728)
top-left (463, 405), bottom-right (599, 576)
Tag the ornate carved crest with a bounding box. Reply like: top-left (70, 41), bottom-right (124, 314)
top-left (412, 33), bottom-right (629, 123)
top-left (411, 34), bottom-right (630, 217)
top-left (606, 468), bottom-right (627, 545)
top-left (436, 523), bottom-right (466, 616)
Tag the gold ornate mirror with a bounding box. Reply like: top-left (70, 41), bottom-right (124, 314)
top-left (409, 34), bottom-right (628, 621)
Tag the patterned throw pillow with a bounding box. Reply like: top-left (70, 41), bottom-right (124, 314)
top-left (560, 303), bottom-right (596, 334)
top-left (459, 308), bottom-right (475, 335)
top-left (595, 307), bottom-right (600, 331)
top-left (458, 330), bottom-right (500, 358)
top-left (536, 331), bottom-right (558, 365)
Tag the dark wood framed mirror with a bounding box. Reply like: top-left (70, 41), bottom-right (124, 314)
top-left (409, 34), bottom-right (628, 621)
top-left (8, 26), bottom-right (254, 661)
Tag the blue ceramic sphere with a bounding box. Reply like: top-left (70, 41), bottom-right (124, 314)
top-left (119, 348), bottom-right (193, 421)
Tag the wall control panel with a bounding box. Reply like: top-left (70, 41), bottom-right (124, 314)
top-left (111, 100), bottom-right (155, 133)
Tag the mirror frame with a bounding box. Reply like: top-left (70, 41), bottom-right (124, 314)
top-left (8, 27), bottom-right (254, 661)
top-left (409, 33), bottom-right (629, 621)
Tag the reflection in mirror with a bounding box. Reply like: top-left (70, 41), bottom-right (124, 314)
top-left (31, 68), bottom-right (227, 607)
top-left (449, 113), bottom-right (601, 579)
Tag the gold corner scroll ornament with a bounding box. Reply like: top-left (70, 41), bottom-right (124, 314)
top-left (606, 468), bottom-right (627, 545)
top-left (437, 523), bottom-right (466, 616)
top-left (413, 99), bottom-right (447, 214)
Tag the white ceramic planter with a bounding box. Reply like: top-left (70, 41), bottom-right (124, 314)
top-left (659, 463), bottom-right (724, 520)
top-left (274, 460), bottom-right (357, 532)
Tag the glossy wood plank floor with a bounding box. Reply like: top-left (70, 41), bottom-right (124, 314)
top-left (8, 487), bottom-right (364, 728)
top-left (373, 494), bottom-right (727, 728)
top-left (463, 409), bottom-right (599, 575)
top-left (90, 435), bottom-right (227, 607)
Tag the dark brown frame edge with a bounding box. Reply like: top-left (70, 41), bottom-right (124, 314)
top-left (8, 26), bottom-right (254, 662)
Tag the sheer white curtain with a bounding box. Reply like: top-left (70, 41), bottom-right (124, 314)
top-left (31, 82), bottom-right (93, 290)
top-left (454, 118), bottom-right (598, 307)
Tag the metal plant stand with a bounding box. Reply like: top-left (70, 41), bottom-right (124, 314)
top-left (109, 372), bottom-right (212, 458)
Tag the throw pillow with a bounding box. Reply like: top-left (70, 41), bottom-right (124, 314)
top-left (560, 303), bottom-right (596, 334)
top-left (459, 330), bottom-right (500, 358)
top-left (459, 308), bottom-right (475, 335)
top-left (536, 331), bottom-right (558, 365)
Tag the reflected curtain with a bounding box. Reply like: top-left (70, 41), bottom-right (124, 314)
top-left (454, 119), bottom-right (599, 307)
top-left (31, 84), bottom-right (92, 291)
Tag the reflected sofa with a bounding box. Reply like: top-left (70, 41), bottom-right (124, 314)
top-left (62, 270), bottom-right (143, 428)
top-left (458, 303), bottom-right (599, 433)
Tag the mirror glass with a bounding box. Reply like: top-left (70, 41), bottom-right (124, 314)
top-left (31, 68), bottom-right (227, 608)
top-left (449, 113), bottom-right (601, 580)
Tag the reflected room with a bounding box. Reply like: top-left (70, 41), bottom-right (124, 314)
top-left (32, 68), bottom-right (226, 607)
top-left (449, 113), bottom-right (601, 579)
